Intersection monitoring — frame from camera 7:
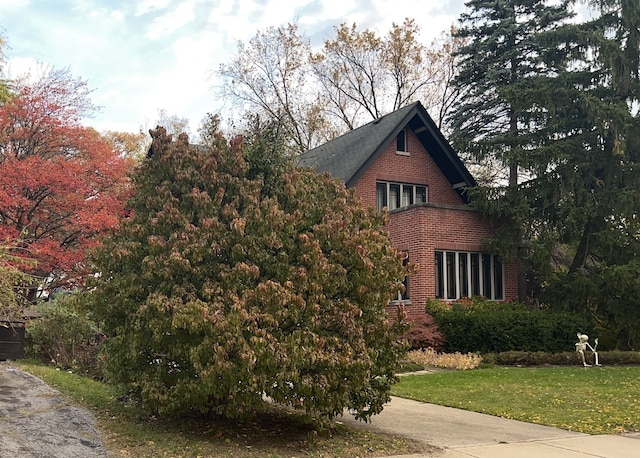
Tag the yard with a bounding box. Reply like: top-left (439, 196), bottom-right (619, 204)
top-left (15, 362), bottom-right (640, 457)
top-left (16, 362), bottom-right (426, 458)
top-left (392, 366), bottom-right (640, 434)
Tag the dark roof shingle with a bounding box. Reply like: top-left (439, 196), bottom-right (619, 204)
top-left (298, 101), bottom-right (476, 201)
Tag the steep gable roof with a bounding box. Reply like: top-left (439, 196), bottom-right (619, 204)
top-left (298, 101), bottom-right (476, 202)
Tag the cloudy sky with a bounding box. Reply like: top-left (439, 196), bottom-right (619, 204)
top-left (2, 0), bottom-right (479, 134)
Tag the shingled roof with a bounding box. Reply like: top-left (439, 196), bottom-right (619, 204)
top-left (298, 101), bottom-right (476, 202)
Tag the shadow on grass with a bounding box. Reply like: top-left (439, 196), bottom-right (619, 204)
top-left (18, 361), bottom-right (427, 457)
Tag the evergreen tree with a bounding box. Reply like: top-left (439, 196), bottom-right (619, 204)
top-left (89, 126), bottom-right (407, 421)
top-left (536, 0), bottom-right (640, 348)
top-left (449, 0), bottom-right (576, 302)
top-left (449, 0), bottom-right (575, 186)
top-left (455, 0), bottom-right (640, 347)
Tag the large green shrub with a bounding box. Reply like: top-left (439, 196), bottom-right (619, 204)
top-left (88, 126), bottom-right (407, 422)
top-left (427, 298), bottom-right (593, 354)
top-left (26, 293), bottom-right (105, 378)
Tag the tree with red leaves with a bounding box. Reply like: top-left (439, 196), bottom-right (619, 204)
top-left (0, 68), bottom-right (131, 300)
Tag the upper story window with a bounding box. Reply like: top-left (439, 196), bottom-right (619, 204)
top-left (376, 181), bottom-right (427, 212)
top-left (396, 129), bottom-right (408, 155)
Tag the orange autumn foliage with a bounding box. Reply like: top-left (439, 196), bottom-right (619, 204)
top-left (0, 69), bottom-right (132, 297)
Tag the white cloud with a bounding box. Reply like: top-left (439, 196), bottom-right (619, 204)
top-left (111, 9), bottom-right (125, 21)
top-left (2, 0), bottom-right (470, 133)
top-left (0, 0), bottom-right (30, 10)
top-left (144, 1), bottom-right (197, 40)
top-left (308, 0), bottom-right (359, 22)
top-left (134, 0), bottom-right (172, 16)
top-left (5, 56), bottom-right (40, 80)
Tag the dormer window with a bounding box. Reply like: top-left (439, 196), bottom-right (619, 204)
top-left (396, 129), bottom-right (408, 155)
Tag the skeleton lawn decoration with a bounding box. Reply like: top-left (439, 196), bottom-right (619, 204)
top-left (575, 333), bottom-right (601, 367)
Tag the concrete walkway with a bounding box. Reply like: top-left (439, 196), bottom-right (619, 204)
top-left (341, 396), bottom-right (640, 457)
top-left (2, 361), bottom-right (639, 457)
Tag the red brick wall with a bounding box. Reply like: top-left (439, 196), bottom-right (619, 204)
top-left (353, 129), bottom-right (463, 208)
top-left (350, 127), bottom-right (519, 318)
top-left (385, 205), bottom-right (518, 314)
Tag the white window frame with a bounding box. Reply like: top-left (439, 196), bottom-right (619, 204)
top-left (435, 250), bottom-right (504, 301)
top-left (376, 181), bottom-right (427, 212)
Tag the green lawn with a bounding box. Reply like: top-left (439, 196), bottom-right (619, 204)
top-left (16, 362), bottom-right (426, 458)
top-left (391, 366), bottom-right (640, 434)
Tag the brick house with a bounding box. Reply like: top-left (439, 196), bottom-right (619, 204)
top-left (298, 101), bottom-right (518, 318)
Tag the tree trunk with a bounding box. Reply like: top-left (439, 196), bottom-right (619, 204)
top-left (569, 218), bottom-right (597, 274)
top-left (517, 260), bottom-right (527, 304)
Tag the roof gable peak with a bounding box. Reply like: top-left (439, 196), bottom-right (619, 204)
top-left (298, 101), bottom-right (476, 202)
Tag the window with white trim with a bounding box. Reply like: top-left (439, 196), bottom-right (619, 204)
top-left (434, 251), bottom-right (504, 300)
top-left (376, 181), bottom-right (427, 212)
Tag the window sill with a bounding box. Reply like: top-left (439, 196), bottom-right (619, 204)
top-left (436, 297), bottom-right (504, 302)
top-left (389, 299), bottom-right (412, 305)
top-left (395, 150), bottom-right (410, 156)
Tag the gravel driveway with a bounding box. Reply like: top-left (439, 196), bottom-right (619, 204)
top-left (0, 362), bottom-right (107, 457)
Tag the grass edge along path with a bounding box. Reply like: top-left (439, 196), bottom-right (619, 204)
top-left (392, 366), bottom-right (640, 435)
top-left (15, 361), bottom-right (428, 458)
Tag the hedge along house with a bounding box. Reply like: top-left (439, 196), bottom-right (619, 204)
top-left (298, 101), bottom-right (518, 318)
